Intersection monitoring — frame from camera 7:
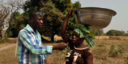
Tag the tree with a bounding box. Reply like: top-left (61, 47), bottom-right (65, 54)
top-left (94, 29), bottom-right (104, 36)
top-left (39, 0), bottom-right (81, 42)
top-left (106, 30), bottom-right (115, 36)
top-left (16, 0), bottom-right (81, 42)
top-left (7, 11), bottom-right (30, 37)
top-left (39, 1), bottom-right (65, 42)
top-left (0, 0), bottom-right (10, 39)
top-left (7, 12), bottom-right (21, 37)
top-left (126, 31), bottom-right (128, 36)
top-left (6, 0), bottom-right (25, 34)
top-left (0, 0), bottom-right (24, 40)
top-left (73, 1), bottom-right (81, 9)
top-left (106, 30), bottom-right (125, 36)
top-left (24, 0), bottom-right (72, 42)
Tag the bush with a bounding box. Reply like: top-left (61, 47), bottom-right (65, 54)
top-left (0, 37), bottom-right (10, 43)
top-left (124, 56), bottom-right (128, 64)
top-left (109, 45), bottom-right (124, 57)
top-left (109, 36), bottom-right (121, 40)
top-left (7, 30), bottom-right (13, 37)
top-left (0, 39), bottom-right (5, 43)
top-left (109, 45), bottom-right (118, 57)
top-left (4, 37), bottom-right (10, 42)
top-left (118, 45), bottom-right (124, 55)
top-left (88, 34), bottom-right (95, 39)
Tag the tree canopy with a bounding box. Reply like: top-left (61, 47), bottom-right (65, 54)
top-left (106, 29), bottom-right (126, 36)
top-left (5, 0), bottom-right (81, 42)
top-left (4, 0), bottom-right (128, 42)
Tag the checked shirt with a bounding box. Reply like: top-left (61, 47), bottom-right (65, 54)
top-left (18, 24), bottom-right (53, 64)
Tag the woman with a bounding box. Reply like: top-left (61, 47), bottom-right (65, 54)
top-left (61, 10), bottom-right (95, 64)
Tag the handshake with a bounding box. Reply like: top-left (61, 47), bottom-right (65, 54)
top-left (53, 42), bottom-right (69, 50)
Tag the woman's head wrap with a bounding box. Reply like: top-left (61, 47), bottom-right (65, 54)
top-left (74, 25), bottom-right (96, 47)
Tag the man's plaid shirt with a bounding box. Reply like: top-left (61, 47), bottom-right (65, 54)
top-left (18, 24), bottom-right (53, 64)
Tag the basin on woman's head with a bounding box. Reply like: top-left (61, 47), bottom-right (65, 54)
top-left (73, 7), bottom-right (116, 29)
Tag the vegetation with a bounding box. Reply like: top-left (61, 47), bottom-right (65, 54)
top-left (0, 38), bottom-right (128, 64)
top-left (109, 45), bottom-right (124, 57)
top-left (0, 0), bottom-right (128, 42)
top-left (7, 0), bottom-right (82, 42)
top-left (106, 29), bottom-right (126, 36)
top-left (0, 0), bottom-right (128, 64)
top-left (0, 0), bottom-right (24, 40)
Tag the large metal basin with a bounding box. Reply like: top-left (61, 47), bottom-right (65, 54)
top-left (73, 7), bottom-right (116, 29)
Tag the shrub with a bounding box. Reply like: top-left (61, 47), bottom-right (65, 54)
top-left (0, 37), bottom-right (10, 44)
top-left (124, 56), bottom-right (128, 64)
top-left (109, 45), bottom-right (124, 57)
top-left (7, 30), bottom-right (13, 37)
top-left (97, 44), bottom-right (104, 47)
top-left (4, 36), bottom-right (10, 42)
top-left (109, 36), bottom-right (121, 40)
top-left (88, 34), bottom-right (95, 39)
top-left (109, 45), bottom-right (118, 57)
top-left (0, 39), bottom-right (5, 43)
top-left (118, 45), bottom-right (124, 55)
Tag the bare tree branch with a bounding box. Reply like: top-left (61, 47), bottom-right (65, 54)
top-left (6, 0), bottom-right (24, 32)
top-left (0, 0), bottom-right (25, 39)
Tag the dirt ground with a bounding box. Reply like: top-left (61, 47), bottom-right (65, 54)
top-left (0, 36), bottom-right (128, 64)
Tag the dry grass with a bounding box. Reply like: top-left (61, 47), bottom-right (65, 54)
top-left (91, 39), bottom-right (128, 64)
top-left (0, 36), bottom-right (128, 64)
top-left (0, 43), bottom-right (11, 48)
top-left (0, 45), bottom-right (18, 64)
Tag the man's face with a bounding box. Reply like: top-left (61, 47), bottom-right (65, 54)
top-left (32, 14), bottom-right (43, 29)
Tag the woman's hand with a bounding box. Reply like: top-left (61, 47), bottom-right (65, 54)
top-left (67, 9), bottom-right (73, 17)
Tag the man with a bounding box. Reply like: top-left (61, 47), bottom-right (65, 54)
top-left (18, 10), bottom-right (68, 64)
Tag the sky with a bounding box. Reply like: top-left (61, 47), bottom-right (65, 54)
top-left (71, 0), bottom-right (128, 33)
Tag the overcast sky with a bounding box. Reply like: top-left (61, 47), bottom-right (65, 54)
top-left (71, 0), bottom-right (128, 33)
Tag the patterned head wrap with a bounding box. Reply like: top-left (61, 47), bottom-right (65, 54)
top-left (74, 25), bottom-right (96, 47)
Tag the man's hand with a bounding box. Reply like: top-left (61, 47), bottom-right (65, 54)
top-left (53, 43), bottom-right (68, 50)
top-left (44, 59), bottom-right (47, 64)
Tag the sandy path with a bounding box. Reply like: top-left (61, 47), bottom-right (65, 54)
top-left (0, 43), bottom-right (16, 51)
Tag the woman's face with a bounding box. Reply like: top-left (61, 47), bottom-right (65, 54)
top-left (72, 31), bottom-right (84, 45)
